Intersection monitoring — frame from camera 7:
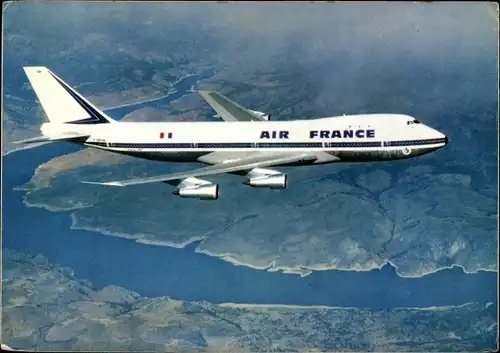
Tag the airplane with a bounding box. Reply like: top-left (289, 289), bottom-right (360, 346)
top-left (18, 66), bottom-right (448, 200)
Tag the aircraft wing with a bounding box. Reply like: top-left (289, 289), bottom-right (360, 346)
top-left (199, 90), bottom-right (268, 122)
top-left (82, 152), bottom-right (317, 187)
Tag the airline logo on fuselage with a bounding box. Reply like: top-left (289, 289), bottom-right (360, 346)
top-left (259, 129), bottom-right (376, 139)
top-left (260, 131), bottom-right (289, 139)
top-left (310, 129), bottom-right (375, 139)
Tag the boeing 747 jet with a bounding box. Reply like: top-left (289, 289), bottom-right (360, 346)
top-left (19, 66), bottom-right (448, 200)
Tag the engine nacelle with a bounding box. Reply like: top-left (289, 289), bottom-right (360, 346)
top-left (249, 109), bottom-right (271, 121)
top-left (243, 174), bottom-right (287, 189)
top-left (173, 184), bottom-right (219, 200)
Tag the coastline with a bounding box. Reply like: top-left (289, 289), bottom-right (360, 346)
top-left (3, 68), bottom-right (497, 310)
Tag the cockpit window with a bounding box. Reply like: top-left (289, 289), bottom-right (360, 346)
top-left (413, 120), bottom-right (421, 124)
top-left (407, 121), bottom-right (413, 125)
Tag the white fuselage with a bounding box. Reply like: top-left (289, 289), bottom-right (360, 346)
top-left (23, 66), bottom-right (449, 198)
top-left (59, 113), bottom-right (447, 165)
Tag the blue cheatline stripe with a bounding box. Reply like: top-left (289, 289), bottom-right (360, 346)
top-left (86, 142), bottom-right (108, 147)
top-left (328, 142), bottom-right (381, 148)
top-left (84, 137), bottom-right (446, 149)
top-left (198, 143), bottom-right (253, 148)
top-left (105, 142), bottom-right (324, 149)
top-left (258, 142), bottom-right (323, 148)
top-left (383, 138), bottom-right (446, 147)
top-left (49, 72), bottom-right (110, 125)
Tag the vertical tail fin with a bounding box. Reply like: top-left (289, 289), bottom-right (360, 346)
top-left (23, 66), bottom-right (117, 124)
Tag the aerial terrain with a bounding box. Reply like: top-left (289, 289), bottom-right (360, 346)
top-left (2, 2), bottom-right (498, 351)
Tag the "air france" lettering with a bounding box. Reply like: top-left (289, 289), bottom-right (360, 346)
top-left (260, 130), bottom-right (289, 139)
top-left (310, 129), bottom-right (375, 139)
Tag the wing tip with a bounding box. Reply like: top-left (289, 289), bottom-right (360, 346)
top-left (199, 90), bottom-right (217, 96)
top-left (81, 181), bottom-right (125, 187)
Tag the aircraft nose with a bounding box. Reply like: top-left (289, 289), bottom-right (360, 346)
top-left (436, 129), bottom-right (448, 145)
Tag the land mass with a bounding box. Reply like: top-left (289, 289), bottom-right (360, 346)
top-left (17, 91), bottom-right (498, 278)
top-left (3, 249), bottom-right (497, 352)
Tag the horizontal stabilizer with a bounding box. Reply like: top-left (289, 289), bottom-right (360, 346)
top-left (14, 133), bottom-right (90, 145)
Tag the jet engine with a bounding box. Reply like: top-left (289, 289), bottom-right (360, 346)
top-left (243, 173), bottom-right (287, 189)
top-left (249, 109), bottom-right (271, 121)
top-left (173, 184), bottom-right (219, 200)
top-left (172, 177), bottom-right (219, 200)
